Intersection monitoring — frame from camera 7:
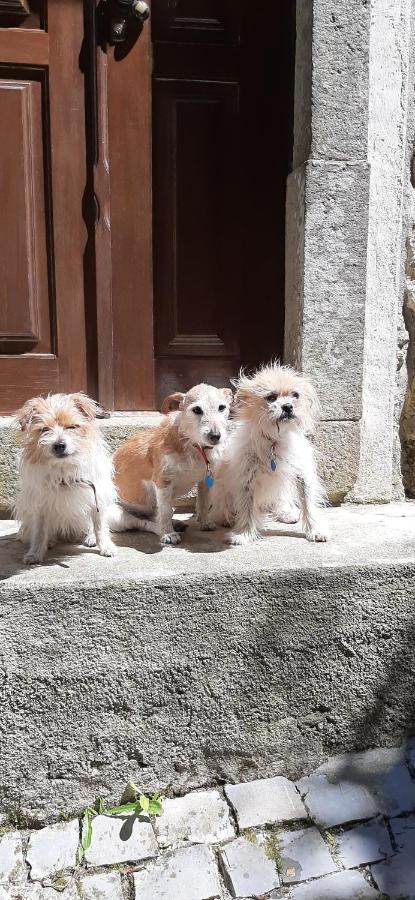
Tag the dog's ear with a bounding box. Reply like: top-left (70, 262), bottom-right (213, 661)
top-left (15, 397), bottom-right (43, 431)
top-left (71, 392), bottom-right (100, 420)
top-left (220, 387), bottom-right (234, 406)
top-left (160, 392), bottom-right (185, 414)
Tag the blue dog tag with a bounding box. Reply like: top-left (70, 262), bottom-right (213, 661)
top-left (205, 474), bottom-right (214, 488)
top-left (271, 459), bottom-right (277, 472)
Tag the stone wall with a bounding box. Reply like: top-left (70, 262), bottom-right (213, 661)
top-left (286, 0), bottom-right (413, 502)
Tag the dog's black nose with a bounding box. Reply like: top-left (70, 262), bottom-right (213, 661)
top-left (53, 441), bottom-right (67, 457)
top-left (207, 431), bottom-right (221, 445)
top-left (281, 403), bottom-right (293, 414)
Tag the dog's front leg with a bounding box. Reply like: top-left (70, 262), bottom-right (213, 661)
top-left (157, 484), bottom-right (180, 545)
top-left (23, 516), bottom-right (49, 565)
top-left (196, 481), bottom-right (216, 531)
top-left (297, 473), bottom-right (327, 542)
top-left (92, 507), bottom-right (117, 557)
top-left (228, 458), bottom-right (260, 545)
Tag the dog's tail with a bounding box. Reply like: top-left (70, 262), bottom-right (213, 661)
top-left (117, 480), bottom-right (157, 521)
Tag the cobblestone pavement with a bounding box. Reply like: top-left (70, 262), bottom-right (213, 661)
top-left (1, 744), bottom-right (415, 899)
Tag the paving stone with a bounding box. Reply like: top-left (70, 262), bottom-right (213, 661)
top-left (337, 818), bottom-right (393, 868)
top-left (314, 747), bottom-right (415, 817)
top-left (219, 834), bottom-right (280, 897)
top-left (85, 814), bottom-right (158, 866)
top-left (278, 826), bottom-right (338, 884)
top-left (0, 889), bottom-right (11, 900)
top-left (80, 871), bottom-right (123, 900)
top-left (23, 885), bottom-right (79, 900)
top-left (290, 869), bottom-right (380, 899)
top-left (390, 813), bottom-right (415, 849)
top-left (0, 833), bottom-right (24, 884)
top-left (156, 790), bottom-right (234, 847)
top-left (224, 777), bottom-right (306, 829)
top-left (133, 844), bottom-right (221, 900)
top-left (26, 819), bottom-right (79, 881)
top-left (371, 846), bottom-right (415, 899)
top-left (296, 773), bottom-right (378, 828)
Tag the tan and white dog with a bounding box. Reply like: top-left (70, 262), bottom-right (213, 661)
top-left (109, 383), bottom-right (233, 544)
top-left (14, 393), bottom-right (117, 564)
top-left (210, 362), bottom-right (328, 544)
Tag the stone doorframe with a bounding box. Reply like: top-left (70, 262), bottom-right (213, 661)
top-left (284, 0), bottom-right (414, 503)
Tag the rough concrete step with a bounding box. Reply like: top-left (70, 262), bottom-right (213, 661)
top-left (0, 502), bottom-right (414, 821)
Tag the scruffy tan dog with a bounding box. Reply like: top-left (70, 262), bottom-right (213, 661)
top-left (109, 383), bottom-right (232, 545)
top-left (210, 362), bottom-right (327, 544)
top-left (14, 393), bottom-right (116, 564)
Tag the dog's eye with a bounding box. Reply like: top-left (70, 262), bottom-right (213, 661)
top-left (292, 391), bottom-right (299, 400)
top-left (192, 406), bottom-right (203, 416)
top-left (40, 426), bottom-right (49, 434)
top-left (65, 425), bottom-right (80, 430)
top-left (218, 404), bottom-right (226, 412)
top-left (266, 393), bottom-right (278, 403)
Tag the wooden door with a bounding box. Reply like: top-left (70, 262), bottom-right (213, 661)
top-left (152, 0), bottom-right (295, 403)
top-left (0, 0), bottom-right (88, 414)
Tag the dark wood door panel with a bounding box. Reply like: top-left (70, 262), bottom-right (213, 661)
top-left (0, 75), bottom-right (50, 354)
top-left (153, 77), bottom-right (241, 363)
top-left (153, 0), bottom-right (295, 403)
top-left (152, 0), bottom-right (239, 44)
top-left (0, 0), bottom-right (45, 29)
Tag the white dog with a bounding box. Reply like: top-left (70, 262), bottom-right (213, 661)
top-left (210, 363), bottom-right (327, 544)
top-left (14, 392), bottom-right (116, 564)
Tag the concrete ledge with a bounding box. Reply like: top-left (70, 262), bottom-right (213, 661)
top-left (0, 502), bottom-right (414, 821)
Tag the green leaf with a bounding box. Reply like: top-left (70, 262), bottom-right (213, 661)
top-left (148, 799), bottom-right (162, 816)
top-left (139, 794), bottom-right (150, 813)
top-left (94, 797), bottom-right (105, 815)
top-left (120, 781), bottom-right (138, 804)
top-left (81, 810), bottom-right (93, 854)
top-left (104, 802), bottom-right (137, 816)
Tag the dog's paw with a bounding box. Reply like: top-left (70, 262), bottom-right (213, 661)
top-left (23, 550), bottom-right (44, 565)
top-left (84, 534), bottom-right (97, 548)
top-left (99, 541), bottom-right (117, 557)
top-left (161, 532), bottom-right (181, 545)
top-left (198, 521), bottom-right (217, 532)
top-left (277, 509), bottom-right (300, 525)
top-left (306, 531), bottom-right (328, 543)
top-left (227, 531), bottom-right (257, 546)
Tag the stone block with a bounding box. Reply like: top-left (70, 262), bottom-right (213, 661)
top-left (371, 846), bottom-right (415, 899)
top-left (278, 826), bottom-right (338, 884)
top-left (316, 747), bottom-right (415, 816)
top-left (290, 869), bottom-right (379, 899)
top-left (85, 815), bottom-right (157, 866)
top-left (296, 774), bottom-right (378, 829)
top-left (0, 833), bottom-right (24, 884)
top-left (133, 844), bottom-right (221, 900)
top-left (225, 777), bottom-right (306, 830)
top-left (390, 813), bottom-right (415, 849)
top-left (156, 790), bottom-right (234, 847)
top-left (26, 820), bottom-right (79, 881)
top-left (80, 872), bottom-right (123, 900)
top-left (337, 818), bottom-right (392, 868)
top-left (219, 835), bottom-right (280, 897)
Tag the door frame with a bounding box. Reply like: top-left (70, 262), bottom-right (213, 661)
top-left (92, 0), bottom-right (154, 412)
